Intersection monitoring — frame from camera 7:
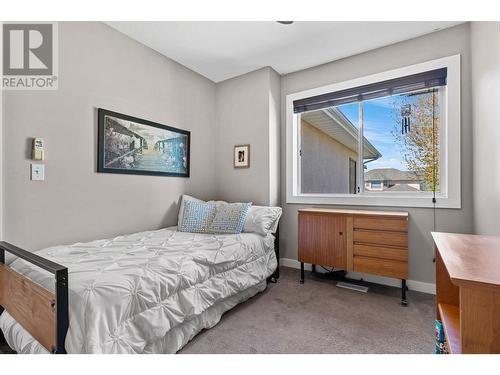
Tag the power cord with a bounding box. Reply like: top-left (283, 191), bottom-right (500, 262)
top-left (320, 265), bottom-right (335, 273)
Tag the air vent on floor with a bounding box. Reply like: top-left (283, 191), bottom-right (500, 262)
top-left (336, 282), bottom-right (369, 293)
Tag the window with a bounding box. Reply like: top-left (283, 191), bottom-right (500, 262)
top-left (286, 55), bottom-right (461, 208)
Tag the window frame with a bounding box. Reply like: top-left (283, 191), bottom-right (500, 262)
top-left (348, 157), bottom-right (357, 195)
top-left (286, 54), bottom-right (461, 209)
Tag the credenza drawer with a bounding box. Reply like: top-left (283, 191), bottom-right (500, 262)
top-left (353, 229), bottom-right (407, 248)
top-left (353, 243), bottom-right (407, 262)
top-left (353, 216), bottom-right (407, 232)
top-left (353, 256), bottom-right (408, 279)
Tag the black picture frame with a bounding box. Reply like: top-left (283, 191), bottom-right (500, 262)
top-left (97, 108), bottom-right (190, 177)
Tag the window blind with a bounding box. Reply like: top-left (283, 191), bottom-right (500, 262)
top-left (293, 67), bottom-right (447, 114)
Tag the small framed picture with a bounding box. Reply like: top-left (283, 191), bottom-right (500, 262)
top-left (234, 144), bottom-right (250, 169)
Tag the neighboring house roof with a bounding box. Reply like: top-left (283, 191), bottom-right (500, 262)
top-left (301, 107), bottom-right (381, 161)
top-left (365, 168), bottom-right (421, 182)
top-left (385, 184), bottom-right (419, 192)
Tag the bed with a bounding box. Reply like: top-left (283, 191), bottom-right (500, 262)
top-left (0, 226), bottom-right (278, 354)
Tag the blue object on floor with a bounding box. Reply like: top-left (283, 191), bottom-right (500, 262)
top-left (435, 319), bottom-right (448, 354)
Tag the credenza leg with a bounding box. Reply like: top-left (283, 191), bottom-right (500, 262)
top-left (300, 262), bottom-right (305, 284)
top-left (401, 279), bottom-right (408, 306)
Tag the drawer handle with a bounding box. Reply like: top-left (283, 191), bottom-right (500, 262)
top-left (339, 232), bottom-right (343, 236)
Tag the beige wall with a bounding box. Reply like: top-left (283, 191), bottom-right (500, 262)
top-left (2, 22), bottom-right (217, 252)
top-left (280, 23), bottom-right (474, 284)
top-left (300, 120), bottom-right (357, 194)
top-left (214, 67), bottom-right (280, 206)
top-left (471, 22), bottom-right (500, 235)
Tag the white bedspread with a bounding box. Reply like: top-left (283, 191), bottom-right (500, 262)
top-left (0, 227), bottom-right (277, 353)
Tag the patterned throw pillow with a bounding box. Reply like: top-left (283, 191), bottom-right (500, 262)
top-left (178, 200), bottom-right (217, 233)
top-left (208, 202), bottom-right (252, 234)
top-left (177, 194), bottom-right (204, 227)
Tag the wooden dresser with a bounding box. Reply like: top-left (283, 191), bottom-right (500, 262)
top-left (433, 232), bottom-right (500, 354)
top-left (298, 208), bottom-right (409, 304)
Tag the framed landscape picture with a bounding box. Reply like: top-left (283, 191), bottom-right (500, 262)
top-left (97, 108), bottom-right (190, 177)
top-left (233, 144), bottom-right (250, 168)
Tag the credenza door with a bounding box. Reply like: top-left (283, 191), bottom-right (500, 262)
top-left (298, 212), bottom-right (346, 269)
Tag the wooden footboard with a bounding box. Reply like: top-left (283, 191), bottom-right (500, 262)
top-left (0, 241), bottom-right (68, 354)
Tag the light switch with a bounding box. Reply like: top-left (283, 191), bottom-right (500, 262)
top-left (31, 164), bottom-right (45, 181)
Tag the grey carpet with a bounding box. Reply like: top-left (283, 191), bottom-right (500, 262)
top-left (0, 267), bottom-right (435, 354)
top-left (180, 267), bottom-right (435, 354)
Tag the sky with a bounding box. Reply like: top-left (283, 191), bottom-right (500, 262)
top-left (337, 96), bottom-right (411, 171)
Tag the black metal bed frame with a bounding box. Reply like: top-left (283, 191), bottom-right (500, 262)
top-left (0, 241), bottom-right (69, 354)
top-left (267, 227), bottom-right (280, 283)
top-left (0, 228), bottom-right (280, 353)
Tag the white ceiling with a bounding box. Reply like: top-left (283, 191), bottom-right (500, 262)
top-left (106, 21), bottom-right (464, 83)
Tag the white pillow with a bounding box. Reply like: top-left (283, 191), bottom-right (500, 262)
top-left (177, 194), bottom-right (204, 227)
top-left (243, 206), bottom-right (282, 236)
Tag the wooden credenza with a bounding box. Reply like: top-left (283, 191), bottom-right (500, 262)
top-left (433, 232), bottom-right (500, 354)
top-left (298, 208), bottom-right (409, 303)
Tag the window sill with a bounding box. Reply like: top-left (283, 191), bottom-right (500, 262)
top-left (286, 194), bottom-right (461, 209)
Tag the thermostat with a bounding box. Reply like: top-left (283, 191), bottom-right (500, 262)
top-left (32, 138), bottom-right (44, 160)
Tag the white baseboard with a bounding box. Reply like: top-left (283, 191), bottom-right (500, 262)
top-left (280, 258), bottom-right (436, 295)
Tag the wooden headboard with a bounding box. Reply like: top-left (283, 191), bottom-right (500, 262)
top-left (0, 242), bottom-right (68, 353)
